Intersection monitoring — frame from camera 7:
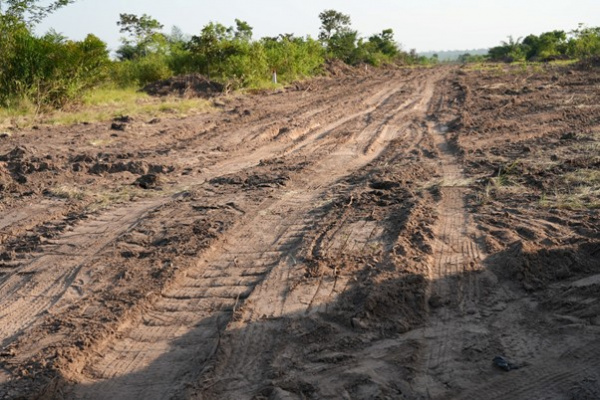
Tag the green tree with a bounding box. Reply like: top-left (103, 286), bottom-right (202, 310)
top-left (318, 9), bottom-right (352, 42)
top-left (0, 0), bottom-right (110, 108)
top-left (116, 13), bottom-right (165, 60)
top-left (165, 25), bottom-right (194, 75)
top-left (523, 30), bottom-right (567, 60)
top-left (0, 26), bottom-right (109, 107)
top-left (234, 19), bottom-right (253, 41)
top-left (0, 0), bottom-right (74, 24)
top-left (488, 36), bottom-right (525, 62)
top-left (568, 24), bottom-right (600, 58)
top-left (263, 35), bottom-right (324, 80)
top-left (188, 22), bottom-right (233, 78)
top-left (368, 29), bottom-right (399, 57)
top-left (318, 9), bottom-right (357, 62)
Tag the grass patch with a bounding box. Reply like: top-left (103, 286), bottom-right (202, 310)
top-left (462, 63), bottom-right (505, 72)
top-left (564, 169), bottom-right (600, 186)
top-left (541, 191), bottom-right (600, 210)
top-left (462, 60), bottom-right (578, 75)
top-left (424, 176), bottom-right (475, 189)
top-left (549, 59), bottom-right (579, 66)
top-left (45, 182), bottom-right (159, 211)
top-left (539, 169), bottom-right (600, 210)
top-left (0, 87), bottom-right (215, 130)
top-left (87, 186), bottom-right (156, 212)
top-left (89, 138), bottom-right (115, 147)
top-left (46, 185), bottom-right (88, 201)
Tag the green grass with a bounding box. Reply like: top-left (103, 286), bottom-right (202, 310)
top-left (461, 59), bottom-right (579, 75)
top-left (462, 62), bottom-right (505, 72)
top-left (538, 168), bottom-right (600, 210)
top-left (548, 59), bottom-right (579, 66)
top-left (0, 86), bottom-right (214, 129)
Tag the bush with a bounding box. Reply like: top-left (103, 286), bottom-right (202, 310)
top-left (264, 36), bottom-right (324, 82)
top-left (0, 19), bottom-right (110, 108)
top-left (487, 26), bottom-right (600, 63)
top-left (112, 55), bottom-right (172, 87)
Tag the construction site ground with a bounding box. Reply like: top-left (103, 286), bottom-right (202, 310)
top-left (0, 64), bottom-right (599, 400)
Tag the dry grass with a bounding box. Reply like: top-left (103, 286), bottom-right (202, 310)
top-left (45, 183), bottom-right (159, 212)
top-left (0, 87), bottom-right (214, 130)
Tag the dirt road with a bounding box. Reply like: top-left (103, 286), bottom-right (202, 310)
top-left (0, 64), bottom-right (598, 399)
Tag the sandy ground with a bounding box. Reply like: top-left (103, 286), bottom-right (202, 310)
top-left (0, 64), bottom-right (598, 400)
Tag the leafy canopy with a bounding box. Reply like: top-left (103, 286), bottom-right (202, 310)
top-left (116, 13), bottom-right (166, 60)
top-left (0, 0), bottom-right (74, 24)
top-left (318, 9), bottom-right (352, 41)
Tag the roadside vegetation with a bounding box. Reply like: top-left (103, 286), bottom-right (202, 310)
top-left (454, 25), bottom-right (600, 64)
top-left (0, 2), bottom-right (424, 124)
top-left (2, 0), bottom-right (600, 126)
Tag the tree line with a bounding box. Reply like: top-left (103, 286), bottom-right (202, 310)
top-left (485, 25), bottom-right (600, 62)
top-left (0, 2), bottom-right (422, 110)
top-left (3, 1), bottom-right (598, 111)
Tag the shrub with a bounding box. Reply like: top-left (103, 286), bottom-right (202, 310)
top-left (112, 55), bottom-right (172, 87)
top-left (263, 36), bottom-right (324, 82)
top-left (0, 19), bottom-right (110, 108)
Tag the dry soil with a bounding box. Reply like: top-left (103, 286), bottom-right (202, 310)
top-left (0, 64), bottom-right (598, 400)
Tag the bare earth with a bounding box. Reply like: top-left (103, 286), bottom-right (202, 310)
top-left (0, 64), bottom-right (598, 400)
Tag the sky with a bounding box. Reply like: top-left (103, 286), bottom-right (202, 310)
top-left (36, 0), bottom-right (600, 53)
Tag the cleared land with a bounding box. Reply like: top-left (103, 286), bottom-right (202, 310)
top-left (0, 64), bottom-right (598, 400)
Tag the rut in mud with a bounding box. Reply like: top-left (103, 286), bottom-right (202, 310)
top-left (0, 64), bottom-right (599, 400)
top-left (407, 122), bottom-right (486, 399)
top-left (66, 70), bottom-right (444, 399)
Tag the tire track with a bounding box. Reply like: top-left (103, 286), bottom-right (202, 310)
top-left (457, 344), bottom-right (600, 400)
top-left (202, 71), bottom-right (446, 399)
top-left (411, 121), bottom-right (484, 398)
top-left (0, 198), bottom-right (165, 349)
top-left (0, 73), bottom-right (415, 362)
top-left (60, 71), bottom-right (444, 399)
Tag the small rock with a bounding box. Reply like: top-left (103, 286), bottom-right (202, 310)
top-left (0, 348), bottom-right (15, 357)
top-left (493, 356), bottom-right (512, 371)
top-left (121, 251), bottom-right (136, 259)
top-left (134, 174), bottom-right (160, 189)
top-left (111, 122), bottom-right (126, 131)
top-left (428, 294), bottom-right (444, 309)
top-left (0, 132), bottom-right (11, 139)
top-left (148, 118), bottom-right (161, 124)
top-left (351, 317), bottom-right (368, 330)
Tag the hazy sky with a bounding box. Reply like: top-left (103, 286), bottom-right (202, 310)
top-left (37, 0), bottom-right (600, 52)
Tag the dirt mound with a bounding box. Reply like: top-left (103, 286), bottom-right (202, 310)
top-left (133, 173), bottom-right (161, 189)
top-left (576, 56), bottom-right (600, 70)
top-left (491, 240), bottom-right (600, 290)
top-left (325, 59), bottom-right (361, 76)
top-left (0, 145), bottom-right (38, 161)
top-left (142, 74), bottom-right (224, 98)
